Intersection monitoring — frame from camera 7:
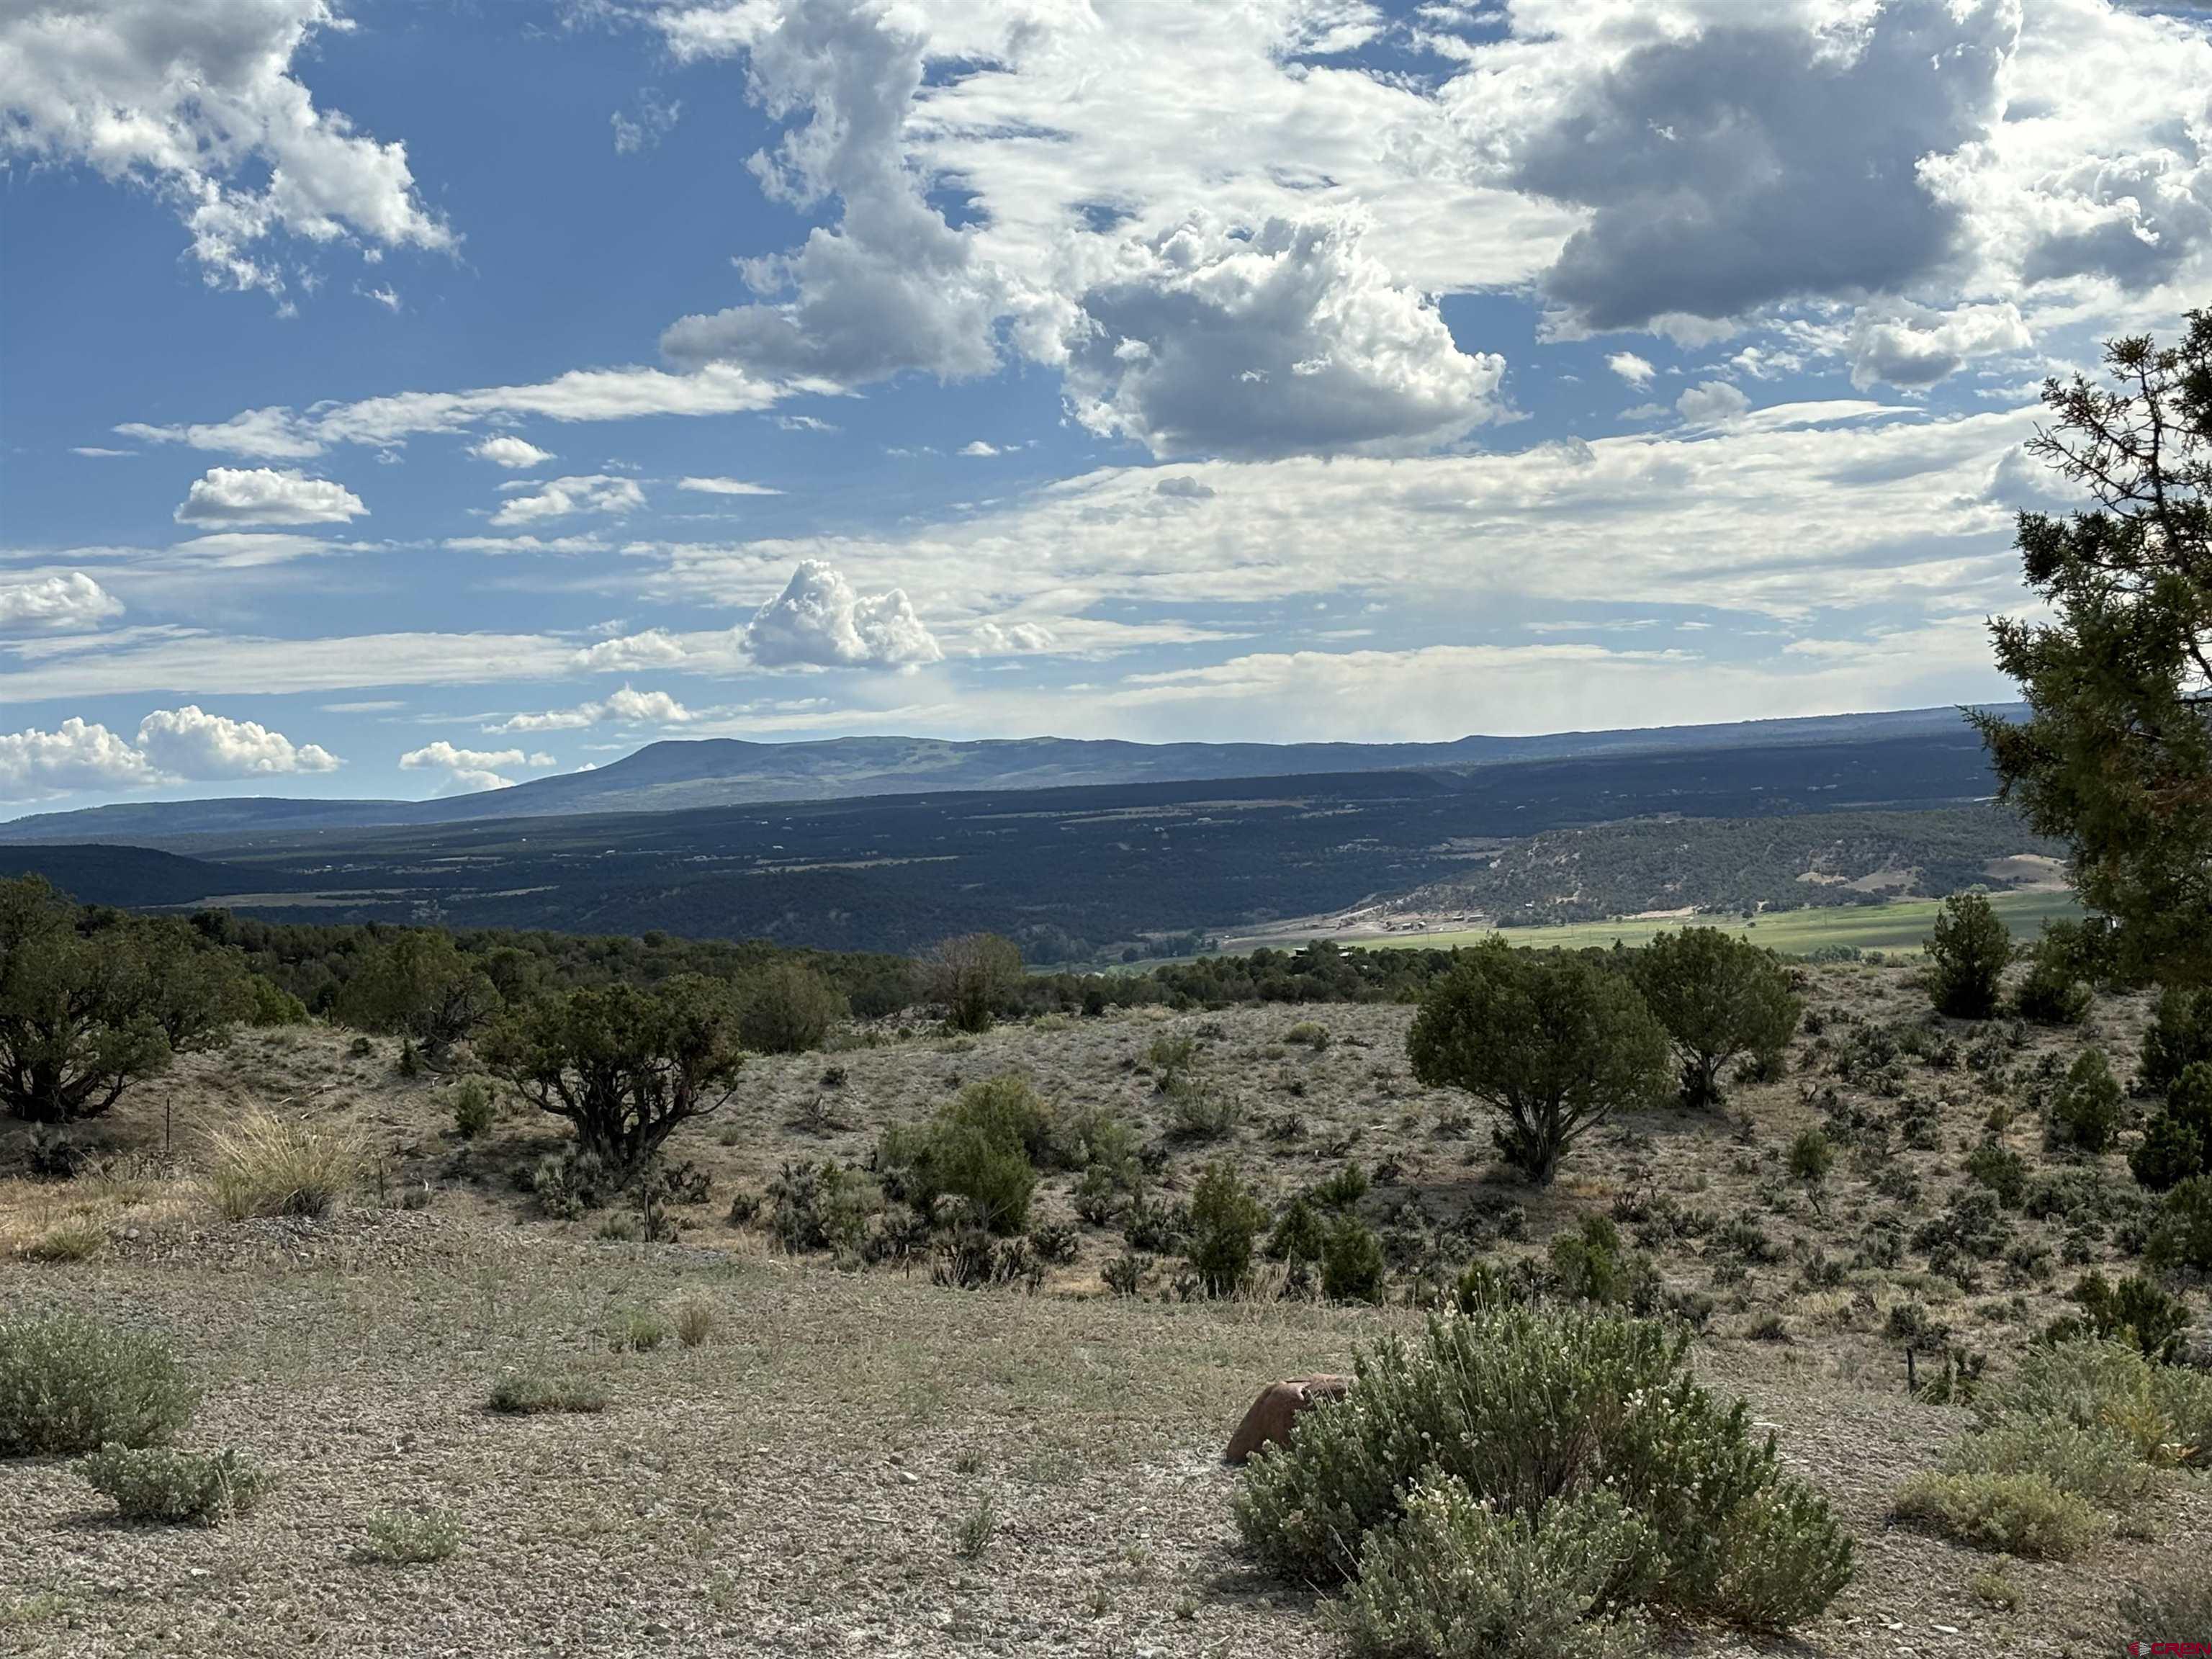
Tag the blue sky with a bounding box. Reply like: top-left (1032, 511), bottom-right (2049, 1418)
top-left (4, 0), bottom-right (2211, 812)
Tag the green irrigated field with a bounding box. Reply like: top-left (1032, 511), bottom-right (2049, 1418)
top-left (1353, 886), bottom-right (2085, 958)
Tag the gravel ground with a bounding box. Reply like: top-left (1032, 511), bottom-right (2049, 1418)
top-left (4, 1216), bottom-right (2205, 1657)
top-left (3, 968), bottom-right (2208, 1655)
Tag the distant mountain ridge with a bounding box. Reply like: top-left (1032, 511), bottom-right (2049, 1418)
top-left (0, 705), bottom-right (2015, 845)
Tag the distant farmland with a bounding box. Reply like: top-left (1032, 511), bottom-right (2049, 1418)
top-left (1351, 888), bottom-right (2084, 958)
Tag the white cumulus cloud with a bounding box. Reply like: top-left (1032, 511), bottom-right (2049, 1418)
top-left (1606, 352), bottom-right (1656, 387)
top-left (0, 718), bottom-right (155, 796)
top-left (471, 435), bottom-right (554, 469)
top-left (1675, 381), bottom-right (1752, 427)
top-left (135, 705), bottom-right (340, 777)
top-left (398, 741), bottom-right (554, 795)
top-left (490, 475), bottom-right (645, 527)
top-left (0, 572), bottom-right (122, 633)
top-left (174, 467), bottom-right (367, 526)
top-left (0, 0), bottom-right (451, 295)
top-left (743, 559), bottom-right (943, 670)
top-left (1847, 302), bottom-right (2035, 390)
top-left (493, 686), bottom-right (694, 733)
top-left (570, 629), bottom-right (691, 671)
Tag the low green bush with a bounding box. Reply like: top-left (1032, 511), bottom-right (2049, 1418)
top-left (1546, 1216), bottom-right (1660, 1313)
top-left (1964, 1139), bottom-right (2028, 1208)
top-left (76, 1445), bottom-right (268, 1524)
top-left (364, 1508), bottom-right (462, 1565)
top-left (1979, 1339), bottom-right (2204, 1466)
top-left (738, 962), bottom-right (846, 1054)
top-left (876, 1076), bottom-right (1056, 1234)
top-left (1786, 1128), bottom-right (1833, 1185)
top-left (1940, 1416), bottom-right (2160, 1511)
top-left (1336, 1480), bottom-right (1653, 1659)
top-left (768, 1159), bottom-right (876, 1254)
top-left (1891, 1470), bottom-right (2107, 1560)
top-left (487, 1372), bottom-right (609, 1415)
top-left (2045, 1272), bottom-right (2191, 1363)
top-left (1233, 1305), bottom-right (1852, 1632)
top-left (0, 1313), bottom-right (197, 1457)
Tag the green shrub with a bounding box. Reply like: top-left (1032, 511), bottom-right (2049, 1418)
top-left (1980, 1340), bottom-right (2182, 1465)
top-left (207, 1108), bottom-right (362, 1219)
top-left (487, 1371), bottom-right (608, 1415)
top-left (1786, 1128), bottom-right (1833, 1185)
top-left (1891, 1470), bottom-right (2107, 1560)
top-left (2013, 950), bottom-right (2091, 1025)
top-left (1925, 894), bottom-right (2012, 1020)
top-left (1321, 1215), bottom-right (1387, 1304)
top-left (605, 1308), bottom-right (668, 1353)
top-left (449, 1076), bottom-right (496, 1140)
top-left (1233, 1305), bottom-right (1853, 1630)
top-left (1547, 1216), bottom-right (1660, 1312)
top-left (2141, 985), bottom-right (2212, 1094)
top-left (1964, 1138), bottom-right (2028, 1208)
top-left (2131, 1108), bottom-right (2208, 1192)
top-left (768, 1159), bottom-right (876, 1254)
top-left (1284, 1021), bottom-right (1332, 1050)
top-left (76, 1445), bottom-right (268, 1524)
top-left (2146, 1174), bottom-right (2212, 1272)
top-left (364, 1508), bottom-right (462, 1565)
top-left (2150, 1365), bottom-right (2212, 1467)
top-left (2046, 1272), bottom-right (2192, 1363)
top-left (2046, 1050), bottom-right (2125, 1155)
top-left (1267, 1195), bottom-right (1328, 1264)
top-left (0, 1313), bottom-right (197, 1456)
top-left (1313, 1161), bottom-right (1370, 1210)
top-left (738, 962), bottom-right (846, 1054)
top-left (1163, 1075), bottom-right (1242, 1143)
top-left (532, 1146), bottom-right (613, 1218)
top-left (1187, 1161), bottom-right (1268, 1298)
top-left (243, 976), bottom-right (310, 1027)
top-left (1941, 1416), bottom-right (2161, 1511)
top-left (877, 1076), bottom-right (1058, 1234)
top-left (1335, 1481), bottom-right (1653, 1659)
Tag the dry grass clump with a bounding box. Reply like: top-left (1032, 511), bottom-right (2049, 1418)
top-left (207, 1110), bottom-right (362, 1221)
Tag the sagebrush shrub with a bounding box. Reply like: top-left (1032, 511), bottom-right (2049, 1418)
top-left (1941, 1416), bottom-right (2161, 1511)
top-left (1164, 1075), bottom-right (1242, 1142)
top-left (76, 1444), bottom-right (267, 1524)
top-left (0, 1313), bottom-right (197, 1456)
top-left (1546, 1216), bottom-right (1660, 1313)
top-left (207, 1109), bottom-right (361, 1220)
top-left (1335, 1481), bottom-right (1653, 1659)
top-left (1979, 1340), bottom-right (2194, 1465)
top-left (1964, 1139), bottom-right (2028, 1208)
top-left (1891, 1470), bottom-right (2107, 1560)
top-left (1233, 1305), bottom-right (1852, 1631)
top-left (768, 1159), bottom-right (875, 1254)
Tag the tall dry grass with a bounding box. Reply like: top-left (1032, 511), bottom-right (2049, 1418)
top-left (207, 1110), bottom-right (364, 1220)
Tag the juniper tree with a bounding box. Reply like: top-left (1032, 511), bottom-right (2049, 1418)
top-left (1974, 313), bottom-right (2212, 984)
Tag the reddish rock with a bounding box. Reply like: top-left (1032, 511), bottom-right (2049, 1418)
top-left (1222, 1374), bottom-right (1352, 1465)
